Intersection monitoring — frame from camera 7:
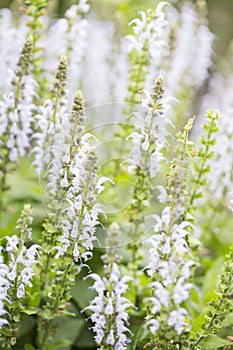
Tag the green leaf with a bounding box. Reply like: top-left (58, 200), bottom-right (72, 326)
top-left (74, 320), bottom-right (96, 348)
top-left (25, 345), bottom-right (36, 350)
top-left (47, 317), bottom-right (84, 350)
top-left (222, 312), bottom-right (233, 327)
top-left (19, 316), bottom-right (36, 337)
top-left (45, 339), bottom-right (71, 350)
top-left (72, 277), bottom-right (94, 310)
top-left (131, 324), bottom-right (145, 350)
top-left (23, 308), bottom-right (38, 315)
top-left (24, 276), bottom-right (41, 309)
top-left (201, 257), bottom-right (224, 305)
top-left (203, 335), bottom-right (232, 349)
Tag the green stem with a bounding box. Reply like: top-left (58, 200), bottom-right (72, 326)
top-left (39, 262), bottom-right (71, 349)
top-left (106, 258), bottom-right (114, 350)
top-left (184, 116), bottom-right (216, 220)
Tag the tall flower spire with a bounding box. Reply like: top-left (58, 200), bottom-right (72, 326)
top-left (84, 223), bottom-right (134, 349)
top-left (32, 54), bottom-right (69, 173)
top-left (125, 2), bottom-right (169, 105)
top-left (144, 109), bottom-right (219, 348)
top-left (0, 35), bottom-right (36, 211)
top-left (0, 205), bottom-right (39, 346)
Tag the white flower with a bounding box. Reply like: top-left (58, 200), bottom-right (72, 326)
top-left (147, 297), bottom-right (161, 314)
top-left (96, 177), bottom-right (114, 194)
top-left (78, 0), bottom-right (90, 13)
top-left (150, 281), bottom-right (170, 307)
top-left (105, 298), bottom-right (114, 315)
top-left (94, 328), bottom-right (104, 344)
top-left (106, 330), bottom-right (115, 345)
top-left (1, 76), bottom-right (37, 164)
top-left (162, 236), bottom-right (170, 254)
top-left (85, 262), bottom-right (133, 347)
top-left (0, 10), bottom-right (27, 94)
top-left (110, 262), bottom-right (121, 283)
top-left (0, 319), bottom-right (9, 328)
top-left (145, 201), bottom-right (195, 337)
top-left (0, 229), bottom-right (39, 329)
top-left (73, 243), bottom-right (80, 262)
top-left (147, 319), bottom-right (160, 334)
top-left (182, 260), bottom-right (195, 279)
top-left (167, 308), bottom-right (188, 335)
top-left (88, 274), bottom-right (105, 294)
top-left (8, 266), bottom-right (17, 281)
top-left (61, 171), bottom-right (69, 187)
top-left (173, 278), bottom-right (193, 305)
top-left (166, 2), bottom-right (213, 98)
top-left (125, 2), bottom-right (170, 80)
top-left (26, 245), bottom-right (40, 264)
top-left (6, 235), bottom-right (18, 253)
top-left (152, 206), bottom-right (171, 232)
top-left (17, 283), bottom-right (25, 298)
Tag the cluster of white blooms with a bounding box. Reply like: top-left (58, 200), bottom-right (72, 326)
top-left (0, 246), bottom-right (10, 329)
top-left (125, 2), bottom-right (169, 63)
top-left (0, 205), bottom-right (39, 329)
top-left (42, 91), bottom-right (109, 262)
top-left (32, 55), bottom-right (69, 173)
top-left (41, 0), bottom-right (90, 92)
top-left (41, 17), bottom-right (68, 74)
top-left (32, 97), bottom-right (68, 172)
top-left (165, 1), bottom-right (213, 97)
top-left (85, 262), bottom-right (133, 348)
top-left (0, 78), bottom-right (36, 162)
top-left (0, 9), bottom-right (28, 95)
top-left (111, 42), bottom-right (129, 106)
top-left (83, 222), bottom-right (134, 348)
top-left (65, 3), bottom-right (90, 99)
top-left (82, 20), bottom-right (116, 107)
top-left (207, 109), bottom-right (233, 206)
top-left (42, 11), bottom-right (128, 111)
top-left (55, 140), bottom-right (103, 262)
top-left (127, 77), bottom-right (173, 178)
top-left (200, 70), bottom-right (233, 209)
top-left (0, 36), bottom-right (37, 163)
top-left (145, 206), bottom-right (195, 335)
top-left (0, 0), bottom-right (214, 118)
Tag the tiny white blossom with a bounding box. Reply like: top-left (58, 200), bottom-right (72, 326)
top-left (96, 177), bottom-right (114, 194)
top-left (106, 330), bottom-right (115, 345)
top-left (147, 319), bottom-right (160, 334)
top-left (173, 278), bottom-right (193, 305)
top-left (78, 0), bottom-right (90, 13)
top-left (17, 283), bottom-right (25, 298)
top-left (167, 308), bottom-right (188, 335)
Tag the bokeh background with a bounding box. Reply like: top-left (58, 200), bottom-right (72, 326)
top-left (1, 0), bottom-right (233, 58)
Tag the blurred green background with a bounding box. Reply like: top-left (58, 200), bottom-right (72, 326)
top-left (1, 0), bottom-right (233, 57)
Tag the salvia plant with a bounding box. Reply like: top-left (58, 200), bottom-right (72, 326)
top-left (0, 0), bottom-right (232, 349)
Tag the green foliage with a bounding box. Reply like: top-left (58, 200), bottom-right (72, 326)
top-left (0, 1), bottom-right (232, 349)
top-left (192, 249), bottom-right (233, 349)
top-left (24, 0), bottom-right (47, 92)
top-left (185, 109), bottom-right (220, 216)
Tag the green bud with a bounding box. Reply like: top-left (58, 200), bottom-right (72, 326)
top-left (72, 91), bottom-right (85, 114)
top-left (17, 35), bottom-right (33, 76)
top-left (51, 55), bottom-right (68, 98)
top-left (153, 76), bottom-right (165, 101)
top-left (16, 204), bottom-right (33, 241)
top-left (183, 117), bottom-right (195, 132)
top-left (55, 55), bottom-right (68, 85)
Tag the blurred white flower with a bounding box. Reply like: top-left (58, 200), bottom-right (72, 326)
top-left (167, 308), bottom-right (188, 335)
